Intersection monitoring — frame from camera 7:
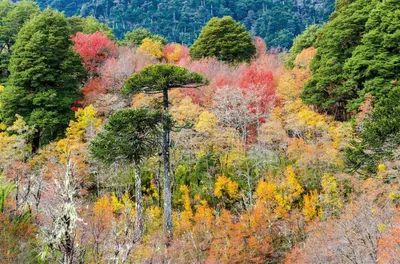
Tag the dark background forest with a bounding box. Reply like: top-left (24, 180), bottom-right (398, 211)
top-left (33, 0), bottom-right (334, 48)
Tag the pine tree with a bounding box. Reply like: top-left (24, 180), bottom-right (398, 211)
top-left (0, 9), bottom-right (87, 152)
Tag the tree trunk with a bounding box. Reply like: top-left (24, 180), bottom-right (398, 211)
top-left (133, 161), bottom-right (143, 242)
top-left (32, 129), bottom-right (41, 154)
top-left (162, 88), bottom-right (173, 244)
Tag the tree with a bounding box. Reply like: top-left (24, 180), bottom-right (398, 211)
top-left (72, 31), bottom-right (118, 74)
top-left (190, 16), bottom-right (256, 63)
top-left (122, 28), bottom-right (167, 46)
top-left (346, 87), bottom-right (400, 174)
top-left (68, 16), bottom-right (115, 40)
top-left (0, 9), bottom-right (87, 152)
top-left (343, 0), bottom-right (400, 111)
top-left (286, 25), bottom-right (320, 68)
top-left (0, 1), bottom-right (40, 84)
top-left (90, 108), bottom-right (163, 244)
top-left (122, 64), bottom-right (206, 243)
top-left (162, 43), bottom-right (189, 63)
top-left (40, 158), bottom-right (81, 264)
top-left (340, 0), bottom-right (400, 175)
top-left (137, 38), bottom-right (163, 59)
top-left (301, 0), bottom-right (377, 120)
top-left (213, 85), bottom-right (260, 147)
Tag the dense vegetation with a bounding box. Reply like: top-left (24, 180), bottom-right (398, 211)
top-left (33, 0), bottom-right (335, 48)
top-left (189, 16), bottom-right (256, 63)
top-left (301, 0), bottom-right (400, 175)
top-left (0, 0), bottom-right (399, 263)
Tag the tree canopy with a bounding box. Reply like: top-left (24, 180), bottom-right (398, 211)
top-left (301, 0), bottom-right (377, 120)
top-left (34, 0), bottom-right (334, 48)
top-left (0, 1), bottom-right (40, 84)
top-left (90, 108), bottom-right (162, 165)
top-left (122, 64), bottom-right (206, 95)
top-left (190, 16), bottom-right (256, 63)
top-left (0, 9), bottom-right (87, 148)
top-left (122, 28), bottom-right (167, 46)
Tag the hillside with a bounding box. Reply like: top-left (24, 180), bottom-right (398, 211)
top-left (33, 0), bottom-right (334, 48)
top-left (0, 0), bottom-right (399, 263)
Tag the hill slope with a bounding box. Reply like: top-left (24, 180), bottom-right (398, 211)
top-left (34, 0), bottom-right (334, 48)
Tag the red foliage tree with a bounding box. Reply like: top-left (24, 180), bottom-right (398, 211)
top-left (72, 31), bottom-right (118, 74)
top-left (162, 43), bottom-right (189, 63)
top-left (81, 77), bottom-right (107, 105)
top-left (238, 62), bottom-right (275, 116)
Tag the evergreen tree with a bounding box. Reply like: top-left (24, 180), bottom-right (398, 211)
top-left (190, 16), bottom-right (256, 63)
top-left (346, 87), bottom-right (400, 174)
top-left (301, 0), bottom-right (377, 120)
top-left (1, 9), bottom-right (87, 152)
top-left (90, 108), bottom-right (163, 242)
top-left (343, 0), bottom-right (400, 111)
top-left (122, 64), bottom-right (206, 243)
top-left (345, 0), bottom-right (400, 175)
top-left (0, 1), bottom-right (40, 84)
top-left (68, 16), bottom-right (115, 40)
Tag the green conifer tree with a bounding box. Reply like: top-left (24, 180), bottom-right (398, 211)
top-left (1, 9), bottom-right (87, 152)
top-left (190, 16), bottom-right (256, 63)
top-left (301, 0), bottom-right (377, 120)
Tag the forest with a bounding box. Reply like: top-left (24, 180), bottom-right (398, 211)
top-left (0, 0), bottom-right (399, 263)
top-left (34, 0), bottom-right (335, 48)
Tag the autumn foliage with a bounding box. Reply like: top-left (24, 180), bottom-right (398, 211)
top-left (72, 31), bottom-right (118, 73)
top-left (162, 43), bottom-right (189, 63)
top-left (2, 18), bottom-right (400, 263)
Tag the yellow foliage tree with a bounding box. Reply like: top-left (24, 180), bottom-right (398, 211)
top-left (320, 173), bottom-right (342, 218)
top-left (66, 104), bottom-right (101, 141)
top-left (192, 200), bottom-right (214, 237)
top-left (170, 97), bottom-right (202, 125)
top-left (285, 166), bottom-right (304, 201)
top-left (195, 111), bottom-right (218, 135)
top-left (177, 185), bottom-right (193, 233)
top-left (137, 38), bottom-right (163, 59)
top-left (214, 175), bottom-right (239, 200)
top-left (0, 115), bottom-right (35, 171)
top-left (302, 189), bottom-right (319, 221)
top-left (55, 105), bottom-right (101, 177)
top-left (273, 166), bottom-right (303, 216)
top-left (255, 180), bottom-right (276, 203)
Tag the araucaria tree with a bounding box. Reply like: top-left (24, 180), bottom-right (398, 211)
top-left (122, 64), bottom-right (206, 243)
top-left (0, 9), bottom-right (87, 152)
top-left (190, 16), bottom-right (256, 63)
top-left (90, 108), bottom-right (162, 244)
